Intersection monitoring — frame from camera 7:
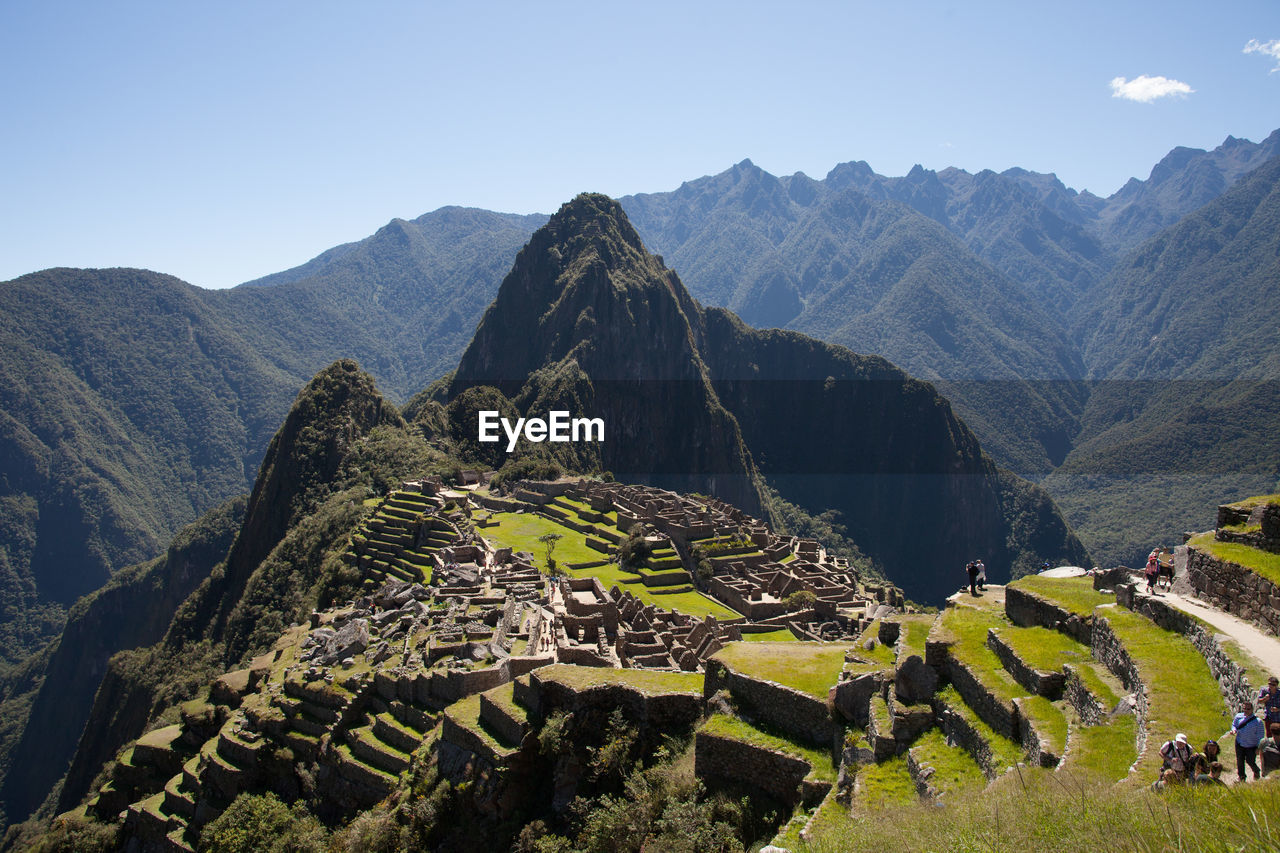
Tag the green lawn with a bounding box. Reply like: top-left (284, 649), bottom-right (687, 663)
top-left (897, 615), bottom-right (934, 661)
top-left (699, 714), bottom-right (836, 782)
top-left (1019, 695), bottom-right (1068, 756)
top-left (908, 728), bottom-right (987, 797)
top-left (712, 642), bottom-right (849, 699)
top-left (484, 512), bottom-right (741, 619)
top-left (1008, 575), bottom-right (1113, 616)
top-left (994, 624), bottom-right (1092, 673)
top-left (1062, 715), bottom-right (1138, 783)
top-left (852, 755), bottom-right (918, 811)
top-left (849, 620), bottom-right (896, 667)
top-left (481, 512), bottom-right (601, 567)
top-left (1189, 532), bottom-right (1280, 587)
top-left (742, 628), bottom-right (799, 642)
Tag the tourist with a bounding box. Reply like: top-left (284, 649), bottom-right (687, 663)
top-left (1193, 761), bottom-right (1227, 786)
top-left (1151, 768), bottom-right (1180, 791)
top-left (1223, 700), bottom-right (1266, 781)
top-left (1190, 739), bottom-right (1221, 778)
top-left (1260, 723), bottom-right (1280, 777)
top-left (966, 561), bottom-right (979, 596)
top-left (976, 560), bottom-right (987, 591)
top-left (1159, 733), bottom-right (1193, 779)
top-left (1145, 554), bottom-right (1159, 594)
top-left (1259, 676), bottom-right (1280, 728)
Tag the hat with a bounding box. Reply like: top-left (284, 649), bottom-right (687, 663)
top-left (1175, 733), bottom-right (1188, 744)
top-left (1269, 676), bottom-right (1278, 685)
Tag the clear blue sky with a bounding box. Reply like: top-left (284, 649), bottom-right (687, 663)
top-left (2, 0), bottom-right (1277, 289)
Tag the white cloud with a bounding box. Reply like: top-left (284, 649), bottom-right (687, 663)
top-left (1109, 75), bottom-right (1194, 103)
top-left (1244, 38), bottom-right (1280, 72)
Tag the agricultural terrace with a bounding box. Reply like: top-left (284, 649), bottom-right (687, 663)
top-left (480, 511), bottom-right (741, 620)
top-left (712, 641), bottom-right (848, 699)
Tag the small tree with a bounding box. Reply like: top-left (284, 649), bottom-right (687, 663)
top-left (784, 589), bottom-right (817, 610)
top-left (538, 532), bottom-right (563, 573)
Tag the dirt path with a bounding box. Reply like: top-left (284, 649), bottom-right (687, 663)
top-left (1134, 586), bottom-right (1280, 678)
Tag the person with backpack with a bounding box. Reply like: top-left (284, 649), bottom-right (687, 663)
top-left (1144, 554), bottom-right (1159, 594)
top-left (1223, 699), bottom-right (1266, 781)
top-left (1159, 733), bottom-right (1193, 780)
top-left (1260, 722), bottom-right (1280, 777)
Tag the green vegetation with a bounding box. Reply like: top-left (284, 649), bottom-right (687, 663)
top-left (1189, 532), bottom-right (1280, 587)
top-left (852, 755), bottom-right (918, 812)
top-left (939, 605), bottom-right (1023, 703)
top-left (699, 714), bottom-right (835, 783)
top-left (482, 513), bottom-right (601, 567)
top-left (995, 624), bottom-right (1091, 673)
top-left (1019, 696), bottom-right (1068, 756)
top-left (907, 728), bottom-right (986, 796)
top-left (1062, 715), bottom-right (1139, 783)
top-left (804, 764), bottom-right (1280, 852)
top-left (1100, 608), bottom-right (1232, 773)
top-left (897, 616), bottom-right (934, 661)
top-left (935, 685), bottom-right (1024, 773)
top-left (742, 629), bottom-right (798, 643)
top-left (712, 642), bottom-right (847, 700)
top-left (198, 791), bottom-right (328, 852)
top-left (1009, 574), bottom-right (1112, 616)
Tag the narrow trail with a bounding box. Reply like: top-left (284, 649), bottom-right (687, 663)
top-left (1133, 585), bottom-right (1280, 678)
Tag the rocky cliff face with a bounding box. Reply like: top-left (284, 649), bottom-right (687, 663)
top-left (447, 194), bottom-right (1088, 601)
top-left (45, 361), bottom-right (402, 820)
top-left (0, 497), bottom-right (244, 825)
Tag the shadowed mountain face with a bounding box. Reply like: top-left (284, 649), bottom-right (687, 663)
top-left (448, 193), bottom-right (1088, 602)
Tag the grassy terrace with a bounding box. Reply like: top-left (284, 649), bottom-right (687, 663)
top-left (699, 714), bottom-right (836, 783)
top-left (712, 642), bottom-right (848, 699)
top-left (995, 624), bottom-right (1091, 673)
top-left (1071, 661), bottom-right (1123, 709)
top-left (1062, 714), bottom-right (1138, 783)
top-left (1223, 493), bottom-right (1280, 511)
top-left (1008, 575), bottom-right (1113, 616)
top-left (742, 628), bottom-right (799, 642)
top-left (897, 615), bottom-right (934, 661)
top-left (853, 754), bottom-right (918, 811)
top-left (483, 511), bottom-right (740, 619)
top-left (1020, 695), bottom-right (1067, 756)
top-left (908, 728), bottom-right (987, 797)
top-left (934, 685), bottom-right (1024, 773)
top-left (939, 605), bottom-right (1025, 704)
top-left (445, 694), bottom-right (520, 756)
top-left (1100, 607), bottom-right (1231, 776)
top-left (535, 664), bottom-right (703, 696)
top-left (850, 620), bottom-right (896, 667)
top-left (1189, 531), bottom-right (1280, 587)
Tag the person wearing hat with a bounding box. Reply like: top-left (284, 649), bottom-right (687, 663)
top-left (1259, 676), bottom-right (1280, 728)
top-left (1159, 732), bottom-right (1193, 780)
top-left (1223, 699), bottom-right (1266, 781)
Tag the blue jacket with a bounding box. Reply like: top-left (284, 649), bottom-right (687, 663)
top-left (1227, 713), bottom-right (1265, 748)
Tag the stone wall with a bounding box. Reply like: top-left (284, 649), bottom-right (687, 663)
top-left (933, 695), bottom-right (1000, 780)
top-left (1004, 586), bottom-right (1092, 646)
top-left (1185, 548), bottom-right (1280, 636)
top-left (987, 629), bottom-right (1065, 699)
top-left (694, 730), bottom-right (828, 807)
top-left (1062, 664), bottom-right (1107, 725)
top-left (1115, 584), bottom-right (1255, 711)
top-left (1013, 698), bottom-right (1060, 768)
top-left (1090, 615), bottom-right (1148, 765)
top-left (943, 657), bottom-right (1017, 742)
top-left (704, 664), bottom-right (834, 748)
